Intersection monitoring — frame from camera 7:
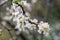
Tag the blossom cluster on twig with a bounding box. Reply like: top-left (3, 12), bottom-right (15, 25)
top-left (2, 0), bottom-right (50, 36)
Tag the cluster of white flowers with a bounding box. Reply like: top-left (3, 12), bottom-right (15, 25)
top-left (10, 3), bottom-right (37, 31)
top-left (38, 21), bottom-right (50, 36)
top-left (18, 0), bottom-right (31, 11)
top-left (3, 0), bottom-right (50, 36)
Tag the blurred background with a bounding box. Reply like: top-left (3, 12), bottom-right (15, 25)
top-left (0, 0), bottom-right (60, 40)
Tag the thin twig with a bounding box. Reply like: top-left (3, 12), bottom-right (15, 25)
top-left (15, 2), bottom-right (39, 29)
top-left (1, 23), bottom-right (14, 40)
top-left (15, 2), bottom-right (25, 15)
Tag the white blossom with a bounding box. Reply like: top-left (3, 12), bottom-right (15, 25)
top-left (25, 22), bottom-right (31, 29)
top-left (25, 12), bottom-right (30, 17)
top-left (11, 3), bottom-right (18, 10)
top-left (4, 2), bottom-right (50, 36)
top-left (31, 24), bottom-right (36, 30)
top-left (15, 23), bottom-right (21, 32)
top-left (30, 19), bottom-right (38, 24)
top-left (31, 0), bottom-right (37, 3)
top-left (22, 1), bottom-right (32, 11)
top-left (3, 16), bottom-right (13, 21)
top-left (25, 22), bottom-right (36, 30)
top-left (38, 21), bottom-right (50, 36)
